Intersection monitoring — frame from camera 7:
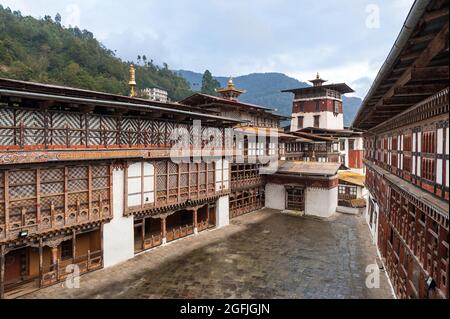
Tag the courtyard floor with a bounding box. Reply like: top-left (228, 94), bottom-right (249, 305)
top-left (23, 209), bottom-right (394, 299)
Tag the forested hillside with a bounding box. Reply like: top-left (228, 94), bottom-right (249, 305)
top-left (0, 5), bottom-right (192, 100)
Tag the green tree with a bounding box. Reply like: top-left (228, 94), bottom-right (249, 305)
top-left (0, 6), bottom-right (193, 100)
top-left (201, 70), bottom-right (220, 95)
top-left (55, 13), bottom-right (61, 25)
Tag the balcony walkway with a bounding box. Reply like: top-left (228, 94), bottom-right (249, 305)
top-left (22, 209), bottom-right (394, 299)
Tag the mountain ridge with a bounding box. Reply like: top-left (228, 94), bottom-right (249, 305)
top-left (176, 70), bottom-right (362, 127)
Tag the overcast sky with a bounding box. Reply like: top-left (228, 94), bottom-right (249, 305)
top-left (1, 0), bottom-right (415, 97)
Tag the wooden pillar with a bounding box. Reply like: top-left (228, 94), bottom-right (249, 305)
top-left (4, 172), bottom-right (9, 238)
top-left (51, 246), bottom-right (58, 265)
top-left (72, 230), bottom-right (77, 260)
top-left (0, 245), bottom-right (5, 299)
top-left (142, 218), bottom-right (146, 250)
top-left (193, 208), bottom-right (198, 235)
top-left (64, 167), bottom-right (68, 221)
top-left (38, 239), bottom-right (43, 288)
top-left (161, 217), bottom-right (167, 245)
top-left (88, 165), bottom-right (92, 220)
top-left (36, 168), bottom-right (41, 225)
top-left (100, 224), bottom-right (104, 267)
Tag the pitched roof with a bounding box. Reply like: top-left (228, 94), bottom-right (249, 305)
top-left (0, 78), bottom-right (243, 125)
top-left (180, 93), bottom-right (289, 120)
top-left (234, 127), bottom-right (299, 140)
top-left (282, 83), bottom-right (354, 94)
top-left (260, 161), bottom-right (340, 177)
top-left (352, 0), bottom-right (449, 130)
top-left (338, 171), bottom-right (366, 187)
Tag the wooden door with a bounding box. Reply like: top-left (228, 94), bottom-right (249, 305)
top-left (4, 249), bottom-right (24, 285)
top-left (286, 187), bottom-right (305, 211)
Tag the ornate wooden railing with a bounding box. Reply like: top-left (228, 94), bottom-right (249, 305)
top-left (166, 224), bottom-right (194, 242)
top-left (231, 176), bottom-right (263, 190)
top-left (197, 219), bottom-right (210, 232)
top-left (143, 233), bottom-right (163, 250)
top-left (0, 107), bottom-right (226, 151)
top-left (40, 250), bottom-right (102, 287)
top-left (3, 250), bottom-right (103, 293)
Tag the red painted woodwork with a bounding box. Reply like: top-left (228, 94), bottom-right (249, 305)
top-left (293, 99), bottom-right (343, 114)
top-left (4, 250), bottom-right (22, 285)
top-left (348, 150), bottom-right (363, 169)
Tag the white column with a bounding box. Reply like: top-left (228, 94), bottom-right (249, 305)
top-left (103, 167), bottom-right (134, 268)
top-left (215, 195), bottom-right (230, 229)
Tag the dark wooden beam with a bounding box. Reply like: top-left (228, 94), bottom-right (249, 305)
top-left (409, 33), bottom-right (436, 45)
top-left (79, 104), bottom-right (95, 113)
top-left (359, 22), bottom-right (449, 126)
top-left (38, 100), bottom-right (55, 110)
top-left (423, 7), bottom-right (449, 22)
top-left (394, 84), bottom-right (448, 96)
top-left (383, 96), bottom-right (426, 105)
top-left (400, 50), bottom-right (422, 63)
top-left (410, 66), bottom-right (449, 81)
top-left (174, 115), bottom-right (187, 121)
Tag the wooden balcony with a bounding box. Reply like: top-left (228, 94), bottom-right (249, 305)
top-left (231, 176), bottom-right (264, 190)
top-left (0, 164), bottom-right (113, 244)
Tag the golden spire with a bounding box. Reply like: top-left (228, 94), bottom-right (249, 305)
top-left (310, 72), bottom-right (327, 87)
top-left (129, 64), bottom-right (137, 97)
top-left (227, 76), bottom-right (234, 88)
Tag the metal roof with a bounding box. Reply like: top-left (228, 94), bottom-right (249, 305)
top-left (282, 83), bottom-right (354, 95)
top-left (260, 161), bottom-right (341, 177)
top-left (180, 93), bottom-right (289, 120)
top-left (338, 171), bottom-right (366, 187)
top-left (0, 82), bottom-right (243, 125)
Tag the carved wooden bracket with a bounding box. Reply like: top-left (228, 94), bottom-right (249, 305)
top-left (151, 211), bottom-right (176, 219)
top-left (112, 160), bottom-right (128, 171)
top-left (42, 235), bottom-right (72, 248)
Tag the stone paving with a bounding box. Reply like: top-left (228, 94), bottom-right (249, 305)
top-left (24, 209), bottom-right (394, 299)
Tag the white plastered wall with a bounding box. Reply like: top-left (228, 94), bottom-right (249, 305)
top-left (305, 186), bottom-right (338, 218)
top-left (291, 112), bottom-right (344, 132)
top-left (103, 168), bottom-right (134, 268)
top-left (215, 195), bottom-right (230, 229)
top-left (265, 183), bottom-right (286, 210)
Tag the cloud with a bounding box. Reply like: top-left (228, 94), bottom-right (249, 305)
top-left (64, 3), bottom-right (80, 27)
top-left (0, 0), bottom-right (415, 98)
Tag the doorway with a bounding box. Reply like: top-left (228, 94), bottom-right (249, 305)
top-left (286, 187), bottom-right (305, 211)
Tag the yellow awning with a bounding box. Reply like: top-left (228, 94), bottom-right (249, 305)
top-left (338, 171), bottom-right (365, 187)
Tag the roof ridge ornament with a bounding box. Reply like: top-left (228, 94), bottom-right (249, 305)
top-left (129, 64), bottom-right (137, 97)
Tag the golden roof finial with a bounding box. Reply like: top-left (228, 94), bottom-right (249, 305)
top-left (129, 64), bottom-right (137, 97)
top-left (227, 76), bottom-right (234, 88)
top-left (316, 72), bottom-right (320, 80)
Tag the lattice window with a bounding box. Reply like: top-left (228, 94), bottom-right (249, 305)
top-left (9, 170), bottom-right (37, 199)
top-left (154, 121), bottom-right (166, 145)
top-left (102, 116), bottom-right (118, 145)
top-left (422, 131), bottom-right (436, 154)
top-left (41, 168), bottom-right (64, 195)
top-left (88, 115), bottom-right (101, 145)
top-left (0, 164), bottom-right (112, 236)
top-left (17, 110), bottom-right (45, 145)
top-left (421, 158), bottom-right (436, 181)
top-left (140, 119), bottom-right (153, 145)
top-left (0, 108), bottom-right (15, 146)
